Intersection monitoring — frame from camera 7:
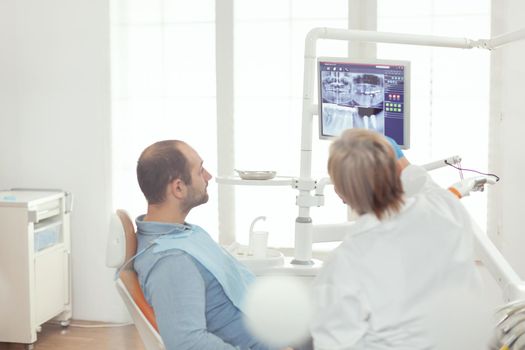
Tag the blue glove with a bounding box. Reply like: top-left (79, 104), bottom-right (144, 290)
top-left (385, 136), bottom-right (405, 159)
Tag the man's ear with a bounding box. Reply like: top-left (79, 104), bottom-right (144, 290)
top-left (168, 179), bottom-right (186, 200)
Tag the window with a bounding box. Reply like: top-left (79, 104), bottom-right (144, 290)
top-left (377, 0), bottom-right (491, 228)
top-left (111, 0), bottom-right (491, 247)
top-left (233, 0), bottom-right (350, 248)
top-left (111, 0), bottom-right (218, 236)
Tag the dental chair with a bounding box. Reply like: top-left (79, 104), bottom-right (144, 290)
top-left (106, 209), bottom-right (166, 350)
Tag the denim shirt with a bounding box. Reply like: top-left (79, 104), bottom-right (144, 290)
top-left (134, 216), bottom-right (274, 350)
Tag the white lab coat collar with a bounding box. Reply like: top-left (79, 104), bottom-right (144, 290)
top-left (350, 197), bottom-right (417, 238)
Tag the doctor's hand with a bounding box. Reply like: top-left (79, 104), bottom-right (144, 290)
top-left (448, 175), bottom-right (497, 199)
top-left (385, 135), bottom-right (409, 170)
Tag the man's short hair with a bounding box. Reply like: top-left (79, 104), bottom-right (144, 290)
top-left (328, 129), bottom-right (404, 219)
top-left (136, 140), bottom-right (192, 204)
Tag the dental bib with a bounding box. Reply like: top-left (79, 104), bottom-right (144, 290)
top-left (149, 224), bottom-right (255, 313)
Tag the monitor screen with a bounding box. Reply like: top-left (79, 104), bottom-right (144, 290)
top-left (318, 57), bottom-right (410, 148)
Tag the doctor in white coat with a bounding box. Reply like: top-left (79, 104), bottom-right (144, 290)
top-left (310, 129), bottom-right (481, 350)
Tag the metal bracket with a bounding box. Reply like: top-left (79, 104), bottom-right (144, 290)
top-left (293, 178), bottom-right (317, 191)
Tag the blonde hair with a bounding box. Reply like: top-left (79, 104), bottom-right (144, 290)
top-left (328, 129), bottom-right (404, 220)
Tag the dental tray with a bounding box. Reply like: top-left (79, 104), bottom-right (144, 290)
top-left (234, 170), bottom-right (277, 180)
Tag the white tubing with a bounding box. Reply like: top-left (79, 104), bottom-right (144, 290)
top-left (305, 28), bottom-right (477, 58)
top-left (474, 229), bottom-right (523, 300)
top-left (487, 28), bottom-right (525, 49)
top-left (315, 177), bottom-right (332, 196)
top-left (422, 155), bottom-right (461, 171)
top-left (294, 221), bottom-right (313, 262)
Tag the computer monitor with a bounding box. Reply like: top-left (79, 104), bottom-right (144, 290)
top-left (318, 57), bottom-right (410, 148)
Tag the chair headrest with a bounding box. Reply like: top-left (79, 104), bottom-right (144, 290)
top-left (106, 209), bottom-right (137, 268)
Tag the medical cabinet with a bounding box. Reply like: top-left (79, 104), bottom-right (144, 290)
top-left (0, 189), bottom-right (72, 347)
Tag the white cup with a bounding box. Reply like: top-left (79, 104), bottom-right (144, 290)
top-left (250, 231), bottom-right (268, 258)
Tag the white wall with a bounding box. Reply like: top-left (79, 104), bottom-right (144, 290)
top-left (0, 0), bottom-right (17, 153)
top-left (489, 0), bottom-right (525, 280)
top-left (0, 0), bottom-right (127, 322)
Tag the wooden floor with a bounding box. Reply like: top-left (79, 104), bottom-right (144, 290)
top-left (0, 321), bottom-right (145, 350)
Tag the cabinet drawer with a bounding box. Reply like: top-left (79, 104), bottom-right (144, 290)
top-left (28, 199), bottom-right (61, 223)
top-left (34, 246), bottom-right (67, 325)
top-left (34, 222), bottom-right (62, 252)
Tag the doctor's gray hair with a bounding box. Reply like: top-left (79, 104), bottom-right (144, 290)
top-left (328, 129), bottom-right (404, 220)
top-left (137, 140), bottom-right (192, 204)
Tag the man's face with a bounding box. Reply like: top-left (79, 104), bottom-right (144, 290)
top-left (180, 143), bottom-right (212, 210)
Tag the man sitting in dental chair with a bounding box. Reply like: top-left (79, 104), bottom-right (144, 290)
top-left (133, 140), bottom-right (280, 350)
top-left (310, 129), bottom-right (482, 350)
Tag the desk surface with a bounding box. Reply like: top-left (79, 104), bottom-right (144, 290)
top-left (0, 190), bottom-right (63, 207)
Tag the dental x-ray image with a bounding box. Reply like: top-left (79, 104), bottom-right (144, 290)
top-left (351, 74), bottom-right (384, 107)
top-left (321, 70), bottom-right (385, 136)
